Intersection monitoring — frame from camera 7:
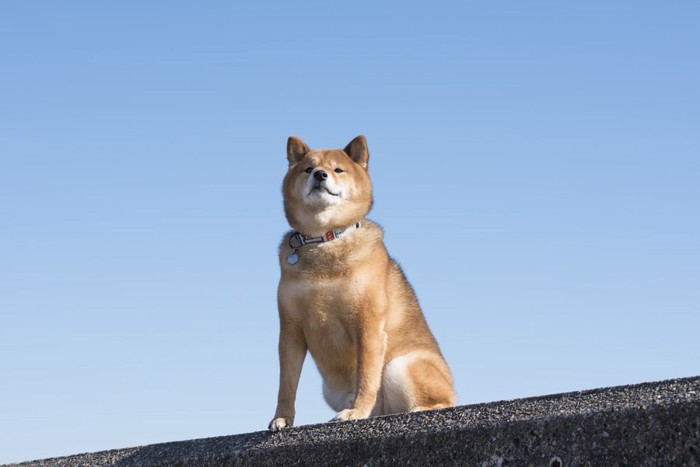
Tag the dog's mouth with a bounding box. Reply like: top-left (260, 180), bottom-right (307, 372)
top-left (308, 185), bottom-right (340, 197)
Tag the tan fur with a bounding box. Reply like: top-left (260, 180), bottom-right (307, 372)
top-left (269, 136), bottom-right (456, 431)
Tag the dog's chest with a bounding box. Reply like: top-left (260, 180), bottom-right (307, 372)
top-left (280, 275), bottom-right (358, 342)
top-left (280, 275), bottom-right (355, 318)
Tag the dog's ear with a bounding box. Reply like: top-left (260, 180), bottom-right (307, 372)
top-left (287, 136), bottom-right (310, 165)
top-left (344, 135), bottom-right (369, 169)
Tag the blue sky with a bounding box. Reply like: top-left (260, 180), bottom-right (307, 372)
top-left (1, 1), bottom-right (699, 463)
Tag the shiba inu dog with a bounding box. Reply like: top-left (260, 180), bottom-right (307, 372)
top-left (269, 135), bottom-right (456, 431)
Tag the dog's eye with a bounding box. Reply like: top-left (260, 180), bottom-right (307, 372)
top-left (334, 168), bottom-right (344, 173)
top-left (305, 167), bottom-right (313, 173)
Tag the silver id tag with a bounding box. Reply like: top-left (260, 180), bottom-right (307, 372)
top-left (287, 252), bottom-right (299, 264)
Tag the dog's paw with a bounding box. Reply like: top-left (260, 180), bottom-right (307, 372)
top-left (268, 417), bottom-right (292, 432)
top-left (332, 408), bottom-right (368, 422)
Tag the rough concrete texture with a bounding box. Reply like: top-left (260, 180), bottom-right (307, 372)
top-left (7, 376), bottom-right (700, 466)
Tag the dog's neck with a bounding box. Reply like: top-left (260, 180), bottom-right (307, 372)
top-left (287, 201), bottom-right (370, 238)
top-left (286, 221), bottom-right (362, 265)
top-left (289, 222), bottom-right (362, 249)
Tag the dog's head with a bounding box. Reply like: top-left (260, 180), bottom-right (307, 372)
top-left (282, 136), bottom-right (373, 234)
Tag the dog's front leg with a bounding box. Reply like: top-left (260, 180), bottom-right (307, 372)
top-left (334, 322), bottom-right (387, 421)
top-left (269, 320), bottom-right (307, 431)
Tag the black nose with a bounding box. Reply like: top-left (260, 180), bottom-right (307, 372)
top-left (313, 170), bottom-right (328, 182)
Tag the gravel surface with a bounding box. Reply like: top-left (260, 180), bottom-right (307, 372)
top-left (7, 376), bottom-right (700, 466)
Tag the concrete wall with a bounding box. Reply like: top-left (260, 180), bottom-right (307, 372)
top-left (8, 376), bottom-right (700, 466)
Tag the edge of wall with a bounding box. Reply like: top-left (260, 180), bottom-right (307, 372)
top-left (8, 375), bottom-right (700, 466)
